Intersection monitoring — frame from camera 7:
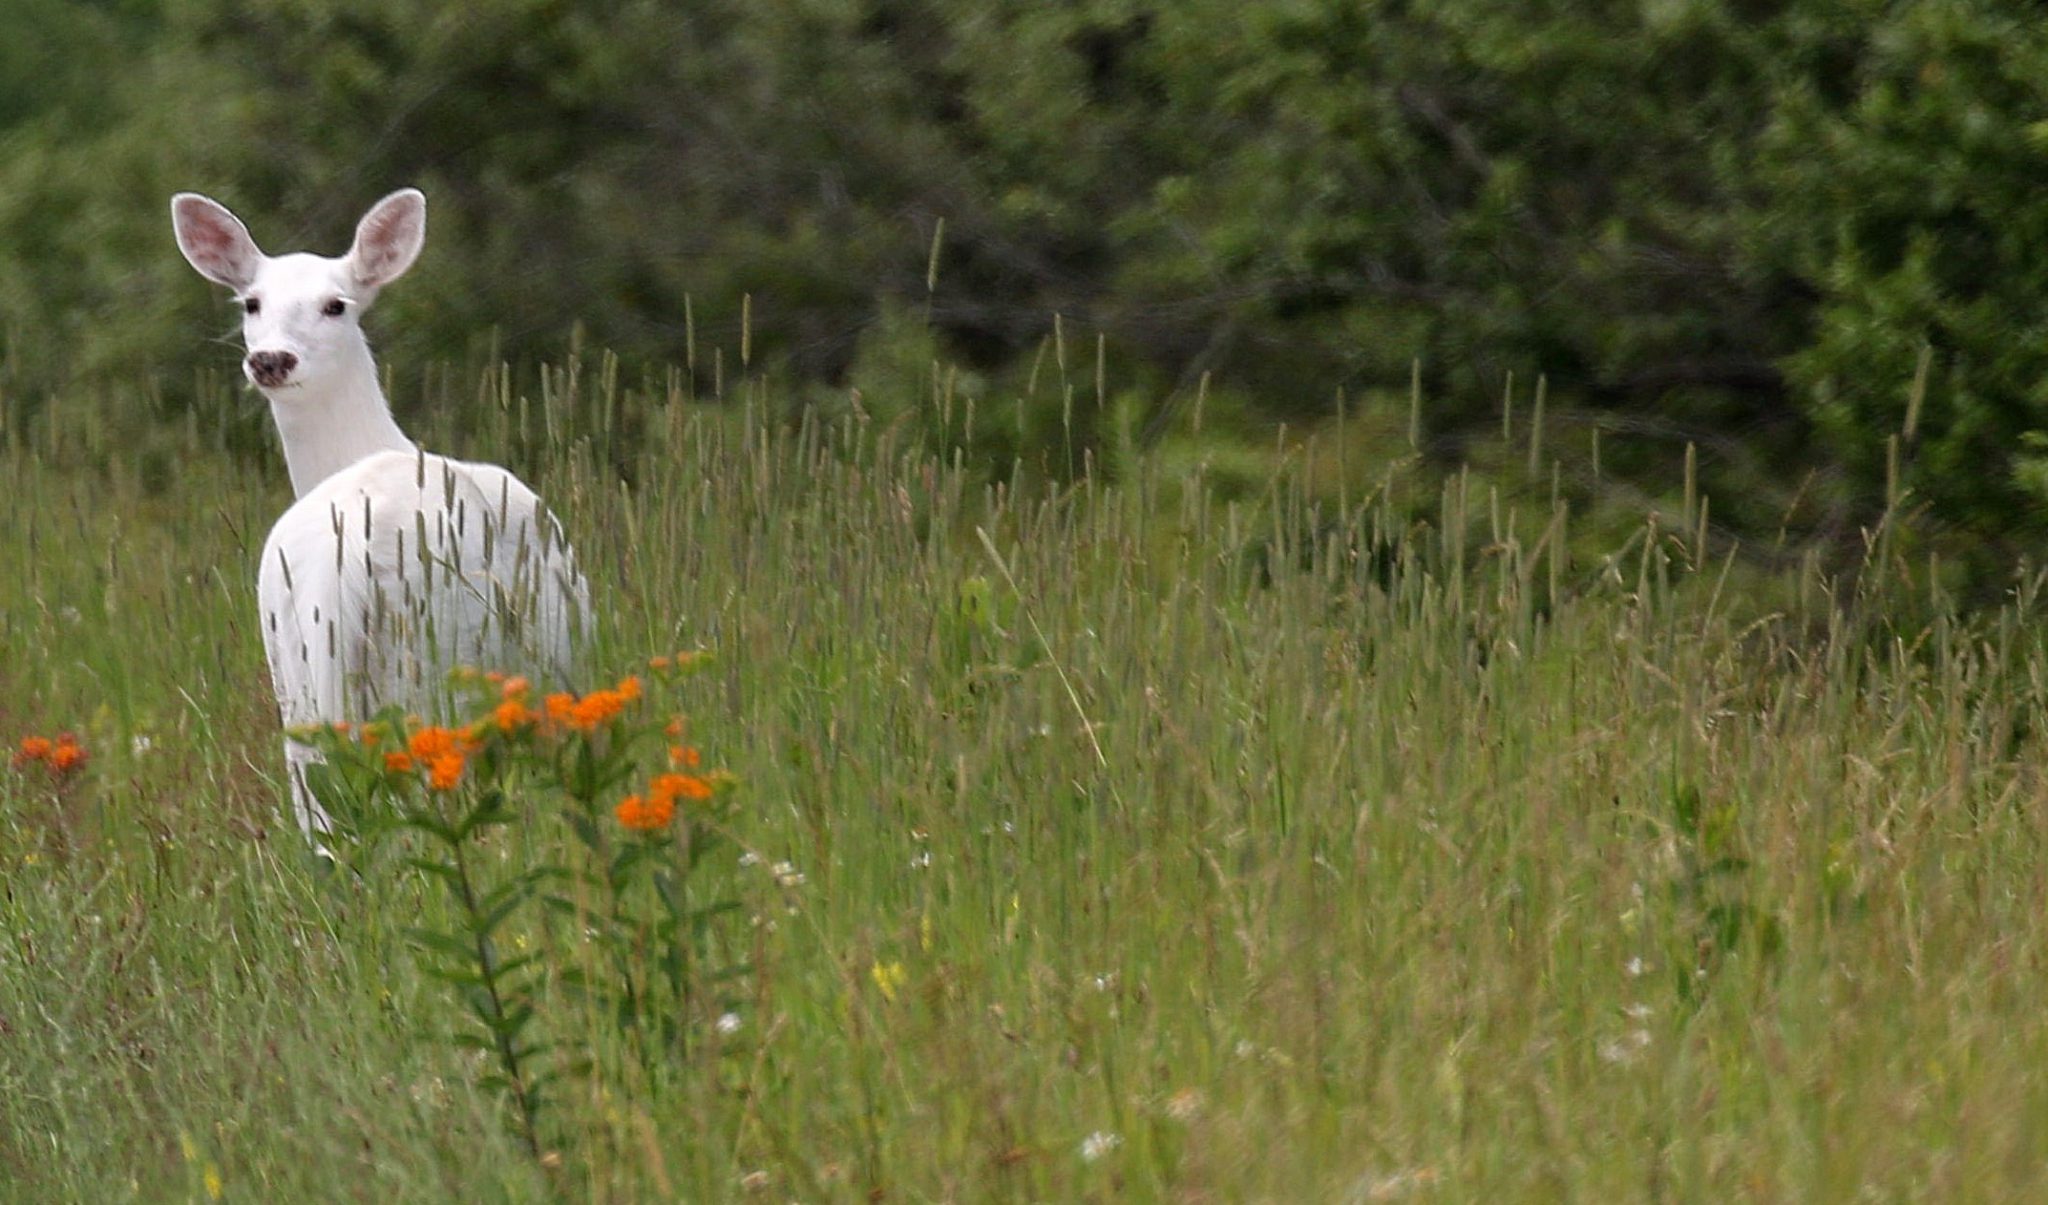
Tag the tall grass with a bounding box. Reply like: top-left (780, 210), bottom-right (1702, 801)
top-left (5, 356), bottom-right (2048, 1201)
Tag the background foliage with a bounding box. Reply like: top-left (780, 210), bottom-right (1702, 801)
top-left (7, 0), bottom-right (2048, 559)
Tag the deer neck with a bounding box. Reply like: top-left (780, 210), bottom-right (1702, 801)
top-left (267, 340), bottom-right (416, 497)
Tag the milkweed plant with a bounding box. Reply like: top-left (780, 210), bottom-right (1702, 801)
top-left (292, 653), bottom-right (745, 1159)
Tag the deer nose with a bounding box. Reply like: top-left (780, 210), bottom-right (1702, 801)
top-left (247, 350), bottom-right (298, 387)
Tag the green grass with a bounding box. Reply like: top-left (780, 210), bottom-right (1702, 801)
top-left (6, 363), bottom-right (2048, 1202)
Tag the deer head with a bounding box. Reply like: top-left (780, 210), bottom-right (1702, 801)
top-left (171, 189), bottom-right (426, 393)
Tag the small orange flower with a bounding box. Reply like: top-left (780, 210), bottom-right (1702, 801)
top-left (669, 745), bottom-right (702, 769)
top-left (544, 692), bottom-right (577, 726)
top-left (648, 655), bottom-right (673, 672)
top-left (501, 675), bottom-right (530, 700)
top-left (48, 739), bottom-right (87, 774)
top-left (494, 699), bottom-right (537, 732)
top-left (358, 725), bottom-right (383, 748)
top-left (409, 726), bottom-right (463, 761)
top-left (649, 772), bottom-right (714, 805)
top-left (615, 792), bottom-right (676, 833)
top-left (384, 751), bottom-right (416, 774)
top-left (616, 675), bottom-right (642, 703)
top-left (13, 735), bottom-right (54, 767)
top-left (568, 689), bottom-right (626, 730)
top-left (484, 670), bottom-right (507, 685)
top-left (427, 752), bottom-right (465, 791)
top-left (664, 717), bottom-right (686, 739)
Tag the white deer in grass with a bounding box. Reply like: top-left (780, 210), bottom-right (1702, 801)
top-left (171, 188), bottom-right (588, 842)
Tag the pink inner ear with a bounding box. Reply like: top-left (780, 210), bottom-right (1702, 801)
top-left (190, 221), bottom-right (240, 259)
top-left (360, 207), bottom-right (417, 268)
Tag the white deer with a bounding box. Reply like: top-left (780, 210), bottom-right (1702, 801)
top-left (171, 188), bottom-right (588, 841)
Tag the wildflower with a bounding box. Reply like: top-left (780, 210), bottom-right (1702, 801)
top-left (494, 699), bottom-right (537, 732)
top-left (870, 960), bottom-right (906, 1002)
top-left (49, 738), bottom-right (87, 774)
top-left (664, 716), bottom-right (686, 739)
top-left (649, 654), bottom-right (673, 672)
top-left (569, 696), bottom-right (612, 728)
top-left (615, 792), bottom-right (676, 833)
top-left (12, 736), bottom-right (53, 768)
top-left (384, 751), bottom-right (416, 774)
top-left (542, 686), bottom-right (633, 733)
top-left (427, 752), bottom-right (465, 791)
top-left (650, 772), bottom-right (713, 806)
top-left (408, 726), bottom-right (465, 761)
top-left (500, 675), bottom-right (529, 700)
top-left (716, 1011), bottom-right (743, 1036)
top-left (615, 675), bottom-right (642, 703)
top-left (669, 744), bottom-right (702, 768)
top-left (1079, 1131), bottom-right (1122, 1162)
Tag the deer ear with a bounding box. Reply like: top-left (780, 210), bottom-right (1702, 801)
top-left (171, 193), bottom-right (263, 290)
top-left (346, 188), bottom-right (426, 288)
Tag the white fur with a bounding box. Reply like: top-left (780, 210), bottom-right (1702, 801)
top-left (173, 189), bottom-right (588, 839)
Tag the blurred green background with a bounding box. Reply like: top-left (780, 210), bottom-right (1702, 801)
top-left (7, 0), bottom-right (2048, 572)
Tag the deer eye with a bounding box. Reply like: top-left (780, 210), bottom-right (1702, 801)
top-left (242, 297), bottom-right (261, 315)
top-left (322, 298), bottom-right (347, 317)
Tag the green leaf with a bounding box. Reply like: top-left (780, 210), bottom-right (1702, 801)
top-left (404, 927), bottom-right (480, 966)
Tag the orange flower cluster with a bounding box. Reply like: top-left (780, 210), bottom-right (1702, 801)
top-left (612, 768), bottom-right (718, 834)
top-left (614, 792), bottom-right (675, 832)
top-left (606, 766), bottom-right (720, 832)
top-left (12, 732), bottom-right (86, 774)
top-left (650, 772), bottom-right (714, 804)
top-left (405, 726), bottom-right (474, 792)
top-left (541, 676), bottom-right (643, 732)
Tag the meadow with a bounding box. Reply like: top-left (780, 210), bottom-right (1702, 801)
top-left (6, 352), bottom-right (2048, 1203)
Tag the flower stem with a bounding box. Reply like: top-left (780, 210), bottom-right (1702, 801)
top-left (449, 837), bottom-right (543, 1160)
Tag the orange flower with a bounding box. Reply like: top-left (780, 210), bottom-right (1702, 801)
top-left (664, 717), bottom-right (686, 739)
top-left (384, 751), bottom-right (416, 774)
top-left (13, 735), bottom-right (53, 767)
top-left (669, 745), bottom-right (702, 768)
top-left (544, 692), bottom-right (577, 726)
top-left (500, 675), bottom-right (530, 700)
top-left (568, 689), bottom-right (626, 730)
top-left (649, 772), bottom-right (714, 805)
top-left (49, 738), bottom-right (87, 774)
top-left (427, 752), bottom-right (465, 791)
top-left (409, 726), bottom-right (463, 761)
top-left (615, 792), bottom-right (676, 833)
top-left (616, 675), bottom-right (642, 703)
top-left (494, 699), bottom-right (537, 732)
top-left (648, 655), bottom-right (673, 672)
